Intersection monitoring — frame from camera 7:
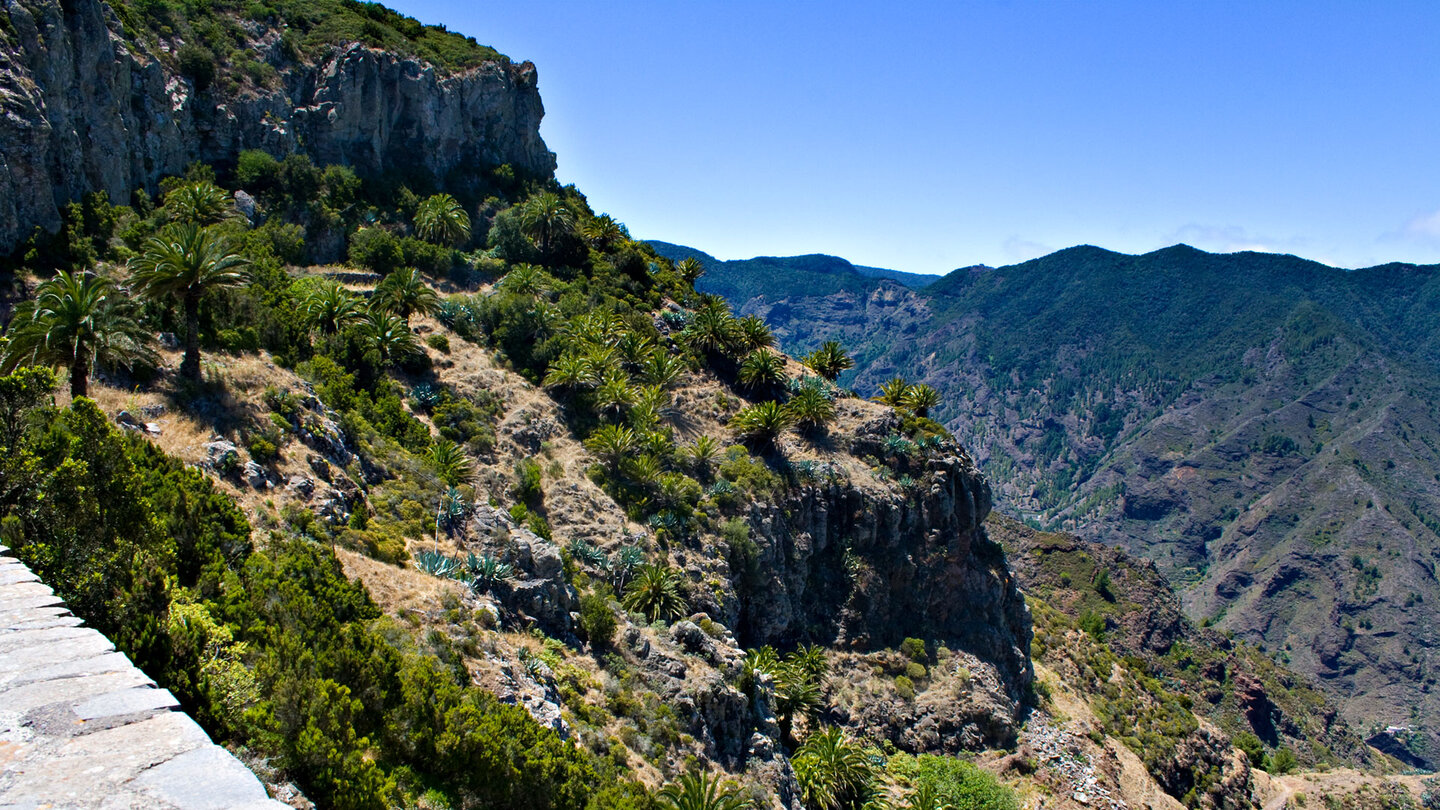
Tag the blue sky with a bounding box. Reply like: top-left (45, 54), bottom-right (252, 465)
top-left (388, 1), bottom-right (1440, 275)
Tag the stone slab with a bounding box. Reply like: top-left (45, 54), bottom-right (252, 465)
top-left (0, 633), bottom-right (116, 675)
top-left (0, 592), bottom-right (65, 613)
top-left (2, 612), bottom-right (84, 632)
top-left (0, 624), bottom-right (98, 652)
top-left (132, 745), bottom-right (276, 809)
top-left (6, 668), bottom-right (154, 714)
top-left (74, 686), bottom-right (180, 720)
top-left (5, 650), bottom-right (136, 688)
top-left (0, 580), bottom-right (54, 599)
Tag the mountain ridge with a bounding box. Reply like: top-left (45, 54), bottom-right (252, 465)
top-left (676, 237), bottom-right (1440, 766)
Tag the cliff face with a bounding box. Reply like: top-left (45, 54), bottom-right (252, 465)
top-left (0, 0), bottom-right (555, 253)
top-left (729, 410), bottom-right (1034, 743)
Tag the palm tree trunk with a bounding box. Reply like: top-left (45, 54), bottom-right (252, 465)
top-left (181, 290), bottom-right (201, 382)
top-left (70, 355), bottom-right (89, 400)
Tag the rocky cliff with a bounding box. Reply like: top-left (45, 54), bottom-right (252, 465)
top-left (0, 0), bottom-right (555, 253)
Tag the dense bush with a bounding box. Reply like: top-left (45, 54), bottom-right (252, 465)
top-left (0, 369), bottom-right (646, 809)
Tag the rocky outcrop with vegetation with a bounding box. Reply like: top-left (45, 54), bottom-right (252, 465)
top-left (661, 239), bottom-right (1440, 767)
top-left (0, 0), bottom-right (554, 254)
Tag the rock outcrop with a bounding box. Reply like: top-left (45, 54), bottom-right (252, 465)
top-left (0, 0), bottom-right (555, 253)
top-left (724, 412), bottom-right (1033, 746)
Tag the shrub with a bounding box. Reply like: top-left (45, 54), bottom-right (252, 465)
top-left (177, 44), bottom-right (217, 90)
top-left (905, 661), bottom-right (927, 681)
top-left (513, 457), bottom-right (543, 505)
top-left (578, 590), bottom-right (617, 649)
top-left (905, 754), bottom-right (1019, 810)
top-left (426, 333), bottom-right (450, 353)
top-left (900, 637), bottom-right (927, 662)
top-left (1267, 747), bottom-right (1297, 775)
top-left (245, 434), bottom-right (279, 463)
top-left (348, 227), bottom-right (403, 274)
top-left (894, 674), bottom-right (915, 699)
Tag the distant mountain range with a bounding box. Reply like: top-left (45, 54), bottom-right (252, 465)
top-left (651, 238), bottom-right (1440, 764)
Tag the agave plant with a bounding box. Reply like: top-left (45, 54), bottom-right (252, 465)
top-left (410, 382), bottom-right (442, 411)
top-left (567, 539), bottom-right (609, 571)
top-left (612, 545), bottom-right (645, 590)
top-left (436, 487), bottom-right (470, 535)
top-left (413, 549), bottom-right (462, 579)
top-left (622, 564), bottom-right (688, 623)
top-left (466, 552), bottom-right (515, 593)
top-left (657, 771), bottom-right (751, 810)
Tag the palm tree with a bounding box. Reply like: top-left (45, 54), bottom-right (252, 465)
top-left (772, 666), bottom-right (824, 747)
top-left (1, 271), bottom-right (155, 399)
top-left (518, 192), bottom-right (576, 257)
top-left (730, 401), bottom-right (795, 449)
top-left (901, 383), bottom-right (942, 418)
top-left (802, 341), bottom-right (853, 381)
top-left (360, 308), bottom-right (420, 367)
top-left (163, 181), bottom-right (239, 226)
top-left (622, 564), bottom-right (687, 623)
top-left (375, 266), bottom-right (440, 323)
top-left (299, 280), bottom-right (365, 335)
top-left (593, 368), bottom-right (635, 420)
top-left (129, 224), bottom-right (249, 381)
top-left (738, 350), bottom-right (786, 394)
top-left (873, 377), bottom-right (912, 408)
top-left (788, 387), bottom-right (836, 435)
top-left (684, 435), bottom-right (722, 481)
top-left (543, 353), bottom-right (590, 393)
top-left (658, 772), bottom-right (751, 810)
top-left (641, 349), bottom-right (686, 388)
top-left (735, 315), bottom-right (775, 352)
top-left (584, 423), bottom-right (637, 471)
top-left (581, 214), bottom-right (629, 250)
top-left (428, 439), bottom-right (474, 486)
top-left (498, 263), bottom-right (550, 299)
top-left (684, 305), bottom-right (740, 359)
top-left (791, 727), bottom-right (875, 810)
top-left (413, 193), bottom-right (471, 246)
top-left (675, 257), bottom-right (705, 285)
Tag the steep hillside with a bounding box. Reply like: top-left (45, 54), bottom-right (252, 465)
top-left (665, 240), bottom-right (1440, 765)
top-left (0, 0), bottom-right (554, 254)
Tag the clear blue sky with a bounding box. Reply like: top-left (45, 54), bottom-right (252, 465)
top-left (388, 1), bottom-right (1440, 274)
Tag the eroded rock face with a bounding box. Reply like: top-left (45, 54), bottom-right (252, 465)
top-left (0, 0), bottom-right (556, 253)
top-left (731, 419), bottom-right (1033, 747)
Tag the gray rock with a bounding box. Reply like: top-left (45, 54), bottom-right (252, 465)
top-left (0, 0), bottom-right (555, 256)
top-left (287, 475), bottom-right (315, 497)
top-left (233, 189), bottom-right (256, 220)
top-left (243, 461), bottom-right (268, 489)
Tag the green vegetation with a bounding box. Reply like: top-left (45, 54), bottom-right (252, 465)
top-left (109, 0), bottom-right (506, 91)
top-left (0, 270), bottom-right (155, 398)
top-left (0, 368), bottom-right (644, 809)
